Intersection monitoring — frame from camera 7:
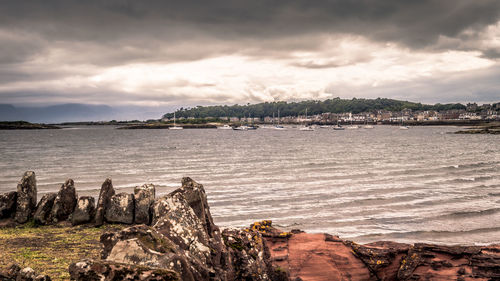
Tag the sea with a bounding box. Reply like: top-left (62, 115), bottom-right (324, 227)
top-left (0, 125), bottom-right (498, 245)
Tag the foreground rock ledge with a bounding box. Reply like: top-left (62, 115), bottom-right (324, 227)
top-left (2, 175), bottom-right (500, 280)
top-left (66, 178), bottom-right (499, 281)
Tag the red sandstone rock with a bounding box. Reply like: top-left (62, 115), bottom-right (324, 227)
top-left (257, 220), bottom-right (500, 281)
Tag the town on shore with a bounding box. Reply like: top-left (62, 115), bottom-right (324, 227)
top-left (162, 102), bottom-right (499, 125)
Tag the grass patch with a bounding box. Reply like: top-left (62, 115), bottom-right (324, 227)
top-left (0, 223), bottom-right (125, 280)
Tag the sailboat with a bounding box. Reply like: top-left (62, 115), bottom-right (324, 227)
top-left (274, 110), bottom-right (286, 130)
top-left (364, 118), bottom-right (374, 129)
top-left (399, 116), bottom-right (409, 130)
top-left (299, 108), bottom-right (314, 131)
top-left (169, 112), bottom-right (183, 130)
top-left (333, 120), bottom-right (345, 130)
top-left (346, 120), bottom-right (359, 129)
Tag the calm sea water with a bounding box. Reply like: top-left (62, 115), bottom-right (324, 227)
top-left (0, 125), bottom-right (498, 245)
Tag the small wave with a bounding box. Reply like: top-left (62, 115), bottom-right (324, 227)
top-left (352, 226), bottom-right (500, 240)
top-left (434, 208), bottom-right (500, 220)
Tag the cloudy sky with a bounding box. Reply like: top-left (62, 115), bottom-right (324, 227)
top-left (1, 0), bottom-right (499, 109)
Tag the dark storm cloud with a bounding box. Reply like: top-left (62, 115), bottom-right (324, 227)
top-left (1, 0), bottom-right (499, 64)
top-left (0, 0), bottom-right (499, 110)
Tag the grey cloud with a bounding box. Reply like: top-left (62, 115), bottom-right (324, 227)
top-left (0, 0), bottom-right (499, 109)
top-left (1, 0), bottom-right (499, 64)
top-left (327, 65), bottom-right (500, 104)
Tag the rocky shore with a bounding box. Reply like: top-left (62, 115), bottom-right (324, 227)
top-left (1, 172), bottom-right (499, 280)
top-left (454, 122), bottom-right (500, 134)
top-left (0, 121), bottom-right (61, 130)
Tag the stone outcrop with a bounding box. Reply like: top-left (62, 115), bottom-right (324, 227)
top-left (71, 177), bottom-right (276, 281)
top-left (0, 263), bottom-right (51, 281)
top-left (134, 184), bottom-right (155, 224)
top-left (105, 193), bottom-right (134, 224)
top-left (152, 177), bottom-right (230, 280)
top-left (3, 175), bottom-right (500, 281)
top-left (71, 196), bottom-right (96, 226)
top-left (99, 225), bottom-right (197, 281)
top-left (0, 191), bottom-right (17, 219)
top-left (68, 260), bottom-right (178, 281)
top-left (14, 171), bottom-right (37, 224)
top-left (33, 193), bottom-right (57, 225)
top-left (222, 228), bottom-right (274, 281)
top-left (50, 179), bottom-right (77, 223)
top-left (262, 223), bottom-right (500, 281)
top-left (95, 178), bottom-right (115, 226)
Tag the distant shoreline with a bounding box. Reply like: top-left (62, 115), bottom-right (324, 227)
top-left (0, 121), bottom-right (61, 130)
top-left (1, 119), bottom-right (498, 130)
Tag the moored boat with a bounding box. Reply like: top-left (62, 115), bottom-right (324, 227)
top-left (217, 124), bottom-right (232, 130)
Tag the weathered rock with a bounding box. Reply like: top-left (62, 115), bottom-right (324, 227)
top-left (33, 193), bottom-right (57, 225)
top-left (95, 178), bottom-right (115, 226)
top-left (0, 191), bottom-right (17, 219)
top-left (152, 193), bottom-right (214, 280)
top-left (100, 225), bottom-right (199, 281)
top-left (222, 228), bottom-right (273, 281)
top-left (71, 196), bottom-right (96, 226)
top-left (14, 171), bottom-right (37, 224)
top-left (105, 193), bottom-right (134, 224)
top-left (0, 264), bottom-right (51, 281)
top-left (153, 178), bottom-right (233, 280)
top-left (261, 224), bottom-right (500, 281)
top-left (95, 178), bottom-right (232, 281)
top-left (396, 243), bottom-right (500, 280)
top-left (471, 246), bottom-right (500, 279)
top-left (0, 263), bottom-right (21, 279)
top-left (264, 231), bottom-right (375, 281)
top-left (68, 259), bottom-right (179, 281)
top-left (50, 179), bottom-right (77, 223)
top-left (65, 177), bottom-right (500, 281)
top-left (133, 184), bottom-right (155, 224)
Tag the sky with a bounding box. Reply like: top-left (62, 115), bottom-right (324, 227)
top-left (1, 0), bottom-right (499, 110)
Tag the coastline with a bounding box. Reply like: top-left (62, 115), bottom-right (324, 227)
top-left (0, 121), bottom-right (61, 130)
top-left (1, 173), bottom-right (499, 280)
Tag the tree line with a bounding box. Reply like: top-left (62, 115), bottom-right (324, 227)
top-left (162, 98), bottom-right (466, 119)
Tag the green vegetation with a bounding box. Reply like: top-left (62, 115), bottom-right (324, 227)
top-left (162, 98), bottom-right (466, 119)
top-left (0, 223), bottom-right (125, 280)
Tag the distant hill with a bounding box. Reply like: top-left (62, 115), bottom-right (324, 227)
top-left (0, 104), bottom-right (114, 123)
top-left (0, 103), bottom-right (171, 123)
top-left (162, 98), bottom-right (466, 119)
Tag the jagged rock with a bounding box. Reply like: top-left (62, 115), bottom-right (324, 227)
top-left (95, 178), bottom-right (115, 226)
top-left (51, 179), bottom-right (77, 223)
top-left (397, 243), bottom-right (500, 280)
top-left (152, 193), bottom-right (214, 280)
top-left (471, 246), bottom-right (500, 279)
top-left (0, 263), bottom-right (21, 279)
top-left (68, 260), bottom-right (179, 281)
top-left (71, 196), bottom-right (96, 226)
top-left (33, 193), bottom-right (57, 225)
top-left (100, 225), bottom-right (199, 281)
top-left (222, 228), bottom-right (273, 281)
top-left (0, 191), bottom-right (17, 219)
top-left (105, 193), bottom-right (134, 224)
top-left (134, 184), bottom-right (155, 224)
top-left (14, 171), bottom-right (37, 224)
top-left (97, 178), bottom-right (232, 281)
top-left (0, 264), bottom-right (51, 281)
top-left (153, 177), bottom-right (230, 280)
